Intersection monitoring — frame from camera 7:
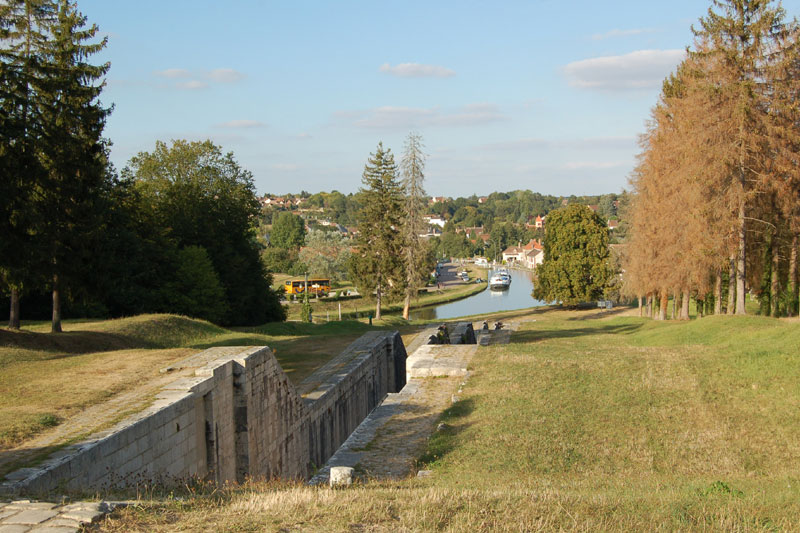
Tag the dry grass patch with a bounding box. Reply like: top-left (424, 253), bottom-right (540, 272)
top-left (0, 315), bottom-right (384, 456)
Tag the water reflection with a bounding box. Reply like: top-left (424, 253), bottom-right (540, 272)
top-left (410, 268), bottom-right (546, 321)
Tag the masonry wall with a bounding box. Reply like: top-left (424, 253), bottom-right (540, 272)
top-left (4, 333), bottom-right (406, 495)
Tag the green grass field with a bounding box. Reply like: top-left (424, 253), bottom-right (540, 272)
top-left (97, 309), bottom-right (800, 531)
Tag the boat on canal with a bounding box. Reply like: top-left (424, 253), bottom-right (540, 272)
top-left (489, 269), bottom-right (511, 291)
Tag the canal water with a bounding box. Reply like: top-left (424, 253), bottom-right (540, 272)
top-left (410, 268), bottom-right (547, 321)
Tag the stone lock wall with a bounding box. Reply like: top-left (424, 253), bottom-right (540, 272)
top-left (3, 332), bottom-right (407, 495)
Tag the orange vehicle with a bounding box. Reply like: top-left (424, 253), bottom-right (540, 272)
top-left (284, 278), bottom-right (331, 296)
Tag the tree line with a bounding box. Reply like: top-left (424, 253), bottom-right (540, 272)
top-left (1, 1), bottom-right (284, 329)
top-left (625, 0), bottom-right (800, 319)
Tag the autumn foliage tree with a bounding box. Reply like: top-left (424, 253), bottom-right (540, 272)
top-left (625, 0), bottom-right (800, 319)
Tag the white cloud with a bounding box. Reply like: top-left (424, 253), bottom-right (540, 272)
top-left (175, 80), bottom-right (208, 90)
top-left (379, 62), bottom-right (456, 78)
top-left (341, 103), bottom-right (505, 130)
top-left (155, 68), bottom-right (191, 79)
top-left (591, 28), bottom-right (656, 40)
top-left (563, 49), bottom-right (686, 91)
top-left (207, 68), bottom-right (246, 83)
top-left (216, 119), bottom-right (265, 128)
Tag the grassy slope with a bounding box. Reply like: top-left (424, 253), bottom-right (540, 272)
top-left (0, 315), bottom-right (378, 450)
top-left (100, 310), bottom-right (800, 532)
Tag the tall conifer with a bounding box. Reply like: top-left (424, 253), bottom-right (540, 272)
top-left (36, 0), bottom-right (111, 332)
top-left (400, 132), bottom-right (428, 320)
top-left (0, 0), bottom-right (54, 328)
top-left (350, 143), bottom-right (405, 320)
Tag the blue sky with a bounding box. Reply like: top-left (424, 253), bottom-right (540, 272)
top-left (82, 0), bottom-right (800, 197)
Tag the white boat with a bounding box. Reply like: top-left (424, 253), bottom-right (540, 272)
top-left (489, 269), bottom-right (511, 290)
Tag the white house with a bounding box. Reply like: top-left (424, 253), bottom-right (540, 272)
top-left (423, 215), bottom-right (446, 228)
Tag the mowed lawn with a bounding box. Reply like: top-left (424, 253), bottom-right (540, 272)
top-left (100, 308), bottom-right (800, 532)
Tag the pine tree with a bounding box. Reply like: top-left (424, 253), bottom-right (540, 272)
top-left (0, 0), bottom-right (55, 328)
top-left (349, 142), bottom-right (405, 320)
top-left (400, 132), bottom-right (429, 320)
top-left (35, 0), bottom-right (111, 332)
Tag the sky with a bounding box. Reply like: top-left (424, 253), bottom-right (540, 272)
top-left (81, 0), bottom-right (800, 197)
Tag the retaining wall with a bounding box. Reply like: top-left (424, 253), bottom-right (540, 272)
top-left (2, 332), bottom-right (406, 495)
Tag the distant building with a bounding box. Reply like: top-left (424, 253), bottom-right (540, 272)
top-left (478, 196), bottom-right (488, 204)
top-left (457, 226), bottom-right (485, 238)
top-left (503, 239), bottom-right (544, 267)
top-left (430, 196), bottom-right (448, 205)
top-left (501, 245), bottom-right (525, 263)
top-left (608, 220), bottom-right (619, 230)
top-left (423, 214), bottom-right (446, 228)
top-left (420, 225), bottom-right (443, 238)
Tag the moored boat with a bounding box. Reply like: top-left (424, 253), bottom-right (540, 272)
top-left (489, 269), bottom-right (511, 290)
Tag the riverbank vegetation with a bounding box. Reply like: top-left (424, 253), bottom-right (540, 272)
top-left (97, 308), bottom-right (800, 531)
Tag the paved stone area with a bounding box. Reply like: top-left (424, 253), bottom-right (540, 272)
top-left (406, 344), bottom-right (477, 379)
top-left (0, 500), bottom-right (121, 532)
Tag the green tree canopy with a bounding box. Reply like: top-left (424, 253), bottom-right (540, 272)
top-left (123, 139), bottom-right (285, 325)
top-left (270, 211), bottom-right (306, 250)
top-left (534, 204), bottom-right (611, 306)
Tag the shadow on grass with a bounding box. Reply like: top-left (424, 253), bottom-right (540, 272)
top-left (509, 321), bottom-right (644, 345)
top-left (0, 329), bottom-right (152, 357)
top-left (415, 398), bottom-right (475, 468)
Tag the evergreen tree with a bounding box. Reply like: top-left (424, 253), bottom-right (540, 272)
top-left (400, 132), bottom-right (429, 320)
top-left (34, 0), bottom-right (112, 333)
top-left (533, 205), bottom-right (611, 306)
top-left (0, 0), bottom-right (55, 328)
top-left (349, 142), bottom-right (405, 320)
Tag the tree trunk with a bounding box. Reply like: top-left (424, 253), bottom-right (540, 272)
top-left (638, 296), bottom-right (642, 317)
top-left (714, 272), bottom-right (722, 315)
top-left (51, 274), bottom-right (62, 333)
top-left (671, 291), bottom-right (677, 320)
top-left (771, 240), bottom-right (780, 317)
top-left (727, 254), bottom-right (736, 315)
top-left (789, 235), bottom-right (798, 317)
top-left (736, 202), bottom-right (746, 314)
top-left (8, 288), bottom-right (21, 329)
top-left (696, 296), bottom-right (704, 318)
top-left (402, 292), bottom-right (411, 320)
top-left (645, 294), bottom-right (652, 318)
top-left (375, 285), bottom-right (382, 321)
top-left (650, 294), bottom-right (656, 318)
top-left (658, 290), bottom-right (668, 321)
top-left (681, 289), bottom-right (690, 320)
